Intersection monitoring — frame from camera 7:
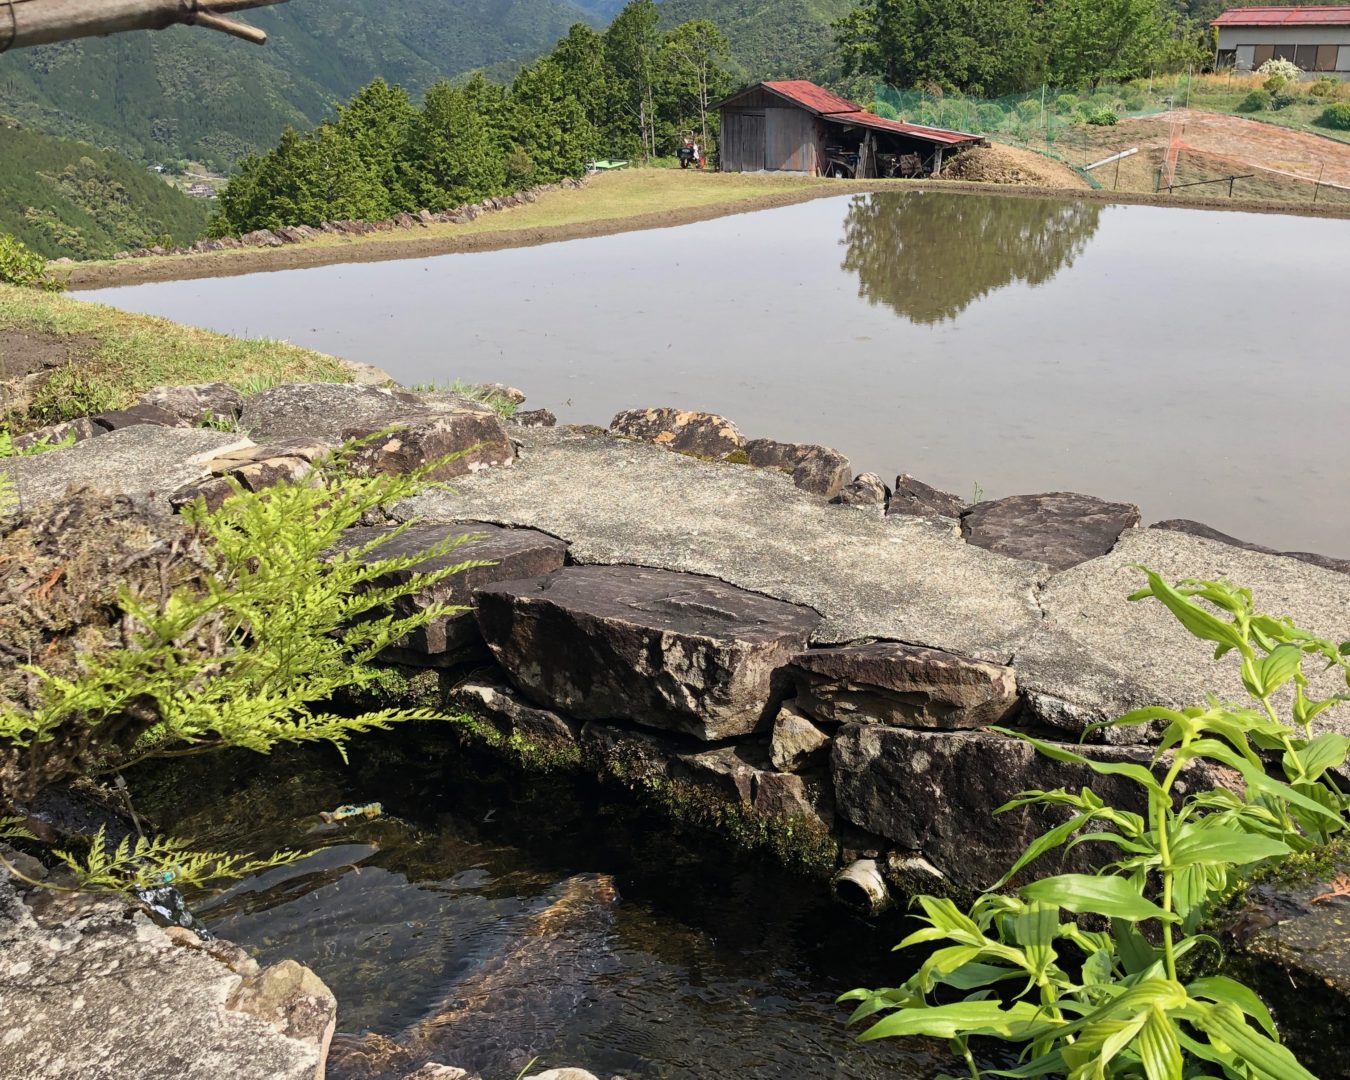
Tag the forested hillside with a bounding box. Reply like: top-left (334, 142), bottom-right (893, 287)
top-left (0, 0), bottom-right (601, 170)
top-left (657, 0), bottom-right (854, 79)
top-left (0, 121), bottom-right (210, 259)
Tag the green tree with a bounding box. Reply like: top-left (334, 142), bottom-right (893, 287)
top-left (408, 76), bottom-right (508, 210)
top-left (510, 57), bottom-right (599, 183)
top-left (330, 77), bottom-right (419, 216)
top-left (1045, 0), bottom-right (1175, 87)
top-left (604, 0), bottom-right (662, 158)
top-left (660, 19), bottom-right (734, 149)
top-left (835, 0), bottom-right (1043, 96)
top-left (550, 23), bottom-right (613, 139)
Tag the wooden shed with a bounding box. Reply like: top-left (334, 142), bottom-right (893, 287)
top-left (716, 80), bottom-right (985, 178)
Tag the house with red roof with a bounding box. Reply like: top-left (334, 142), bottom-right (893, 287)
top-left (1213, 6), bottom-right (1350, 75)
top-left (715, 80), bottom-right (985, 178)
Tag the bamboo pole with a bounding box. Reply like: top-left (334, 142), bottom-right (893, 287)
top-left (0, 0), bottom-right (287, 51)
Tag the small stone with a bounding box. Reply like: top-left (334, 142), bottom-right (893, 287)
top-left (609, 407), bottom-right (745, 460)
top-left (790, 642), bottom-right (1018, 730)
top-left (403, 1065), bottom-right (477, 1080)
top-left (513, 409), bottom-right (557, 428)
top-left (961, 491), bottom-right (1141, 570)
top-left (745, 439), bottom-right (852, 498)
top-left (769, 701), bottom-right (832, 771)
top-left (888, 474), bottom-right (965, 520)
top-left (523, 1070), bottom-right (601, 1080)
top-left (832, 472), bottom-right (889, 509)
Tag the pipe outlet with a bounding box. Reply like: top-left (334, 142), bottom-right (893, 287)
top-left (832, 858), bottom-right (891, 914)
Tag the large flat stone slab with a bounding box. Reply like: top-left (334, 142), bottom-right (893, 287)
top-left (961, 491), bottom-right (1141, 570)
top-left (400, 428), bottom-right (1044, 657)
top-left (1, 425), bottom-right (252, 508)
top-left (330, 523), bottom-right (568, 666)
top-left (475, 564), bottom-right (820, 741)
top-left (1012, 527), bottom-right (1350, 739)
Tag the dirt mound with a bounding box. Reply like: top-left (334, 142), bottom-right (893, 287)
top-left (944, 144), bottom-right (1089, 189)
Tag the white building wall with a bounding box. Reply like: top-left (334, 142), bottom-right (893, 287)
top-left (1216, 24), bottom-right (1350, 72)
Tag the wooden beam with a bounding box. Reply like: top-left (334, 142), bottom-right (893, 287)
top-left (0, 0), bottom-right (287, 51)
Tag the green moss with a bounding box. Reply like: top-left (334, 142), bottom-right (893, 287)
top-left (722, 449), bottom-right (750, 465)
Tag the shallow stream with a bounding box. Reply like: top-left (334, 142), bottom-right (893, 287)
top-left (84, 190), bottom-right (1350, 555)
top-left (136, 736), bottom-right (946, 1080)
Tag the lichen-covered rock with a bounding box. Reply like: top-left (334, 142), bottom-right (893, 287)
top-left (342, 411), bottom-right (516, 480)
top-left (745, 439), bottom-right (852, 498)
top-left (10, 416), bottom-right (98, 450)
top-left (513, 409), bottom-right (557, 428)
top-left (961, 491), bottom-right (1140, 570)
top-left (832, 472), bottom-right (889, 509)
top-left (790, 642), bottom-right (1017, 730)
top-left (609, 407), bottom-right (745, 460)
top-left (770, 700), bottom-right (832, 771)
top-left (1151, 518), bottom-right (1350, 576)
top-left (476, 565), bottom-right (820, 740)
top-left (239, 383), bottom-right (425, 442)
top-left (137, 383), bottom-right (245, 424)
top-left (329, 523), bottom-right (567, 666)
top-left (0, 873), bottom-right (332, 1080)
top-left (887, 474), bottom-right (965, 520)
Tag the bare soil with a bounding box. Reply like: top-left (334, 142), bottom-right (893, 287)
top-left (0, 329), bottom-right (96, 381)
top-left (945, 144), bottom-right (1091, 188)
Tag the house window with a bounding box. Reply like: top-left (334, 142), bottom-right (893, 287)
top-left (1341, 45), bottom-right (1350, 71)
top-left (1316, 45), bottom-right (1338, 72)
top-left (1253, 44), bottom-right (1275, 67)
top-left (1295, 44), bottom-right (1319, 71)
top-left (1273, 43), bottom-right (1297, 62)
top-left (1216, 49), bottom-right (1237, 69)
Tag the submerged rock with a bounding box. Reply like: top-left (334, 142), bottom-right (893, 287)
top-left (961, 491), bottom-right (1141, 570)
top-left (609, 407), bottom-right (745, 460)
top-left (789, 642), bottom-right (1017, 730)
top-left (475, 565), bottom-right (820, 740)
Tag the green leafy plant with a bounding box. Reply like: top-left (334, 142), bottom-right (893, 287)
top-left (0, 232), bottom-right (65, 291)
top-left (1316, 103), bottom-right (1350, 132)
top-left (22, 366), bottom-right (120, 426)
top-left (1, 437), bottom-right (494, 798)
top-left (843, 568), bottom-right (1349, 1079)
top-left (0, 423), bottom-right (76, 458)
top-left (2, 825), bottom-right (304, 894)
top-left (1085, 108), bottom-right (1119, 127)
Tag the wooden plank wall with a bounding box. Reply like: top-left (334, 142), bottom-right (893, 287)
top-left (720, 102), bottom-right (824, 174)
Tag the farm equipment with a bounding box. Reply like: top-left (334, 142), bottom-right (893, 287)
top-left (677, 144), bottom-right (706, 169)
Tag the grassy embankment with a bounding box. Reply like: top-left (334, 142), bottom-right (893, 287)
top-left (0, 283), bottom-right (350, 430)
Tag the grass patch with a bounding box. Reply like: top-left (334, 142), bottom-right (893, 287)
top-left (0, 283), bottom-right (351, 429)
top-left (404, 378), bottom-right (518, 418)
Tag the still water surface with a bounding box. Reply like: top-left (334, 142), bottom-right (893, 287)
top-left (142, 741), bottom-right (946, 1079)
top-left (86, 192), bottom-right (1350, 554)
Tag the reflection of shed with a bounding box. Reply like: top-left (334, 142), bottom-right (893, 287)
top-left (715, 80), bottom-right (986, 178)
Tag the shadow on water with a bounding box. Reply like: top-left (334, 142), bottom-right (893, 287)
top-left (131, 728), bottom-right (950, 1080)
top-left (839, 191), bottom-right (1102, 324)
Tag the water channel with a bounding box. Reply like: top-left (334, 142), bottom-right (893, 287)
top-left (85, 189), bottom-right (1350, 559)
top-left (138, 736), bottom-right (947, 1079)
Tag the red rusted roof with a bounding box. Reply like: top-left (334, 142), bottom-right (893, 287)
top-left (826, 109), bottom-right (984, 146)
top-left (1212, 6), bottom-right (1350, 26)
top-left (761, 80), bottom-right (862, 115)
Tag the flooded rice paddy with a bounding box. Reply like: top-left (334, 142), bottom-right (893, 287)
top-left (138, 739), bottom-right (947, 1080)
top-left (86, 190), bottom-right (1350, 556)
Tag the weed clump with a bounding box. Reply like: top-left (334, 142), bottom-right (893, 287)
top-left (1317, 102), bottom-right (1350, 131)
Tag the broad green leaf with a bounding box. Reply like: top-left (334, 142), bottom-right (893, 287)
top-left (1256, 644), bottom-right (1304, 697)
top-left (1021, 875), bottom-right (1175, 923)
top-left (1196, 740), bottom-right (1345, 828)
top-left (1168, 823), bottom-right (1291, 868)
top-left (1132, 567), bottom-right (1245, 652)
top-left (1287, 733), bottom-right (1350, 783)
top-left (991, 815), bottom-right (1091, 889)
top-left (994, 729), bottom-right (1166, 798)
top-left (857, 999), bottom-right (1040, 1042)
top-left (1186, 976), bottom-right (1277, 1038)
top-left (935, 962), bottom-right (1024, 991)
top-left (1191, 1001), bottom-right (1319, 1080)
top-left (1137, 1004), bottom-right (1184, 1080)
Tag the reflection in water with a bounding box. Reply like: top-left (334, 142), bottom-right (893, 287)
top-left (840, 192), bottom-right (1101, 324)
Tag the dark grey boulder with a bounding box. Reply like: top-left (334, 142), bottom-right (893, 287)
top-left (831, 724), bottom-right (1217, 892)
top-left (513, 409), bottom-right (557, 428)
top-left (961, 491), bottom-right (1140, 570)
top-left (239, 383), bottom-right (425, 442)
top-left (888, 474), bottom-right (965, 520)
top-left (90, 404), bottom-right (191, 432)
top-left (330, 523), bottom-right (567, 666)
top-left (609, 407), bottom-right (745, 460)
top-left (745, 439), bottom-right (852, 499)
top-left (832, 472), bottom-right (889, 510)
top-left (790, 642), bottom-right (1017, 730)
top-left (672, 742), bottom-right (830, 829)
top-left (342, 411), bottom-right (516, 480)
top-left (475, 565), bottom-right (821, 740)
top-left (136, 384), bottom-right (244, 424)
top-left (1152, 519), bottom-right (1349, 576)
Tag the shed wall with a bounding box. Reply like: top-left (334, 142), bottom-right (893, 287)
top-left (720, 109), bottom-right (765, 172)
top-left (765, 107), bottom-right (825, 174)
